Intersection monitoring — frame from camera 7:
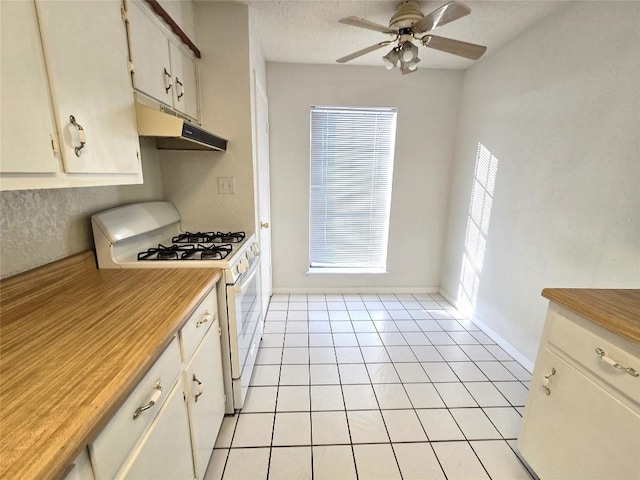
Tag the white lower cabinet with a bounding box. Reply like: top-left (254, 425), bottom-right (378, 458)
top-left (84, 286), bottom-right (224, 480)
top-left (90, 338), bottom-right (183, 479)
top-left (518, 304), bottom-right (640, 479)
top-left (119, 381), bottom-right (194, 479)
top-left (184, 322), bottom-right (225, 479)
top-left (64, 448), bottom-right (95, 480)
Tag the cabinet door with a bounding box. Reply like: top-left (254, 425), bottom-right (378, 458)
top-left (119, 381), bottom-right (194, 480)
top-left (518, 349), bottom-right (640, 479)
top-left (170, 42), bottom-right (199, 121)
top-left (0, 1), bottom-right (58, 174)
top-left (35, 0), bottom-right (141, 174)
top-left (184, 321), bottom-right (225, 479)
top-left (126, 0), bottom-right (174, 107)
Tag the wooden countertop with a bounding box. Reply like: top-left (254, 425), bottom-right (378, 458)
top-left (542, 289), bottom-right (640, 344)
top-left (0, 252), bottom-right (223, 480)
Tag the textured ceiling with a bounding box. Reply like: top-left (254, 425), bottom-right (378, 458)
top-left (243, 0), bottom-right (563, 69)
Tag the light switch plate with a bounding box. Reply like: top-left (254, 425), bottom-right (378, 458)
top-left (218, 177), bottom-right (235, 194)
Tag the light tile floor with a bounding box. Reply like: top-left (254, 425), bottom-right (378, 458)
top-left (205, 293), bottom-right (534, 480)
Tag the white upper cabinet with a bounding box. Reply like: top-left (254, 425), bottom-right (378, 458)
top-left (0, 1), bottom-right (58, 174)
top-left (0, 0), bottom-right (143, 190)
top-left (126, 0), bottom-right (200, 122)
top-left (36, 0), bottom-right (141, 175)
top-left (170, 42), bottom-right (200, 121)
top-left (126, 1), bottom-right (174, 107)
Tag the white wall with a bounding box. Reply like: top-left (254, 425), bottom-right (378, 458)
top-left (440, 2), bottom-right (640, 361)
top-left (267, 63), bottom-right (463, 292)
top-left (160, 2), bottom-right (257, 233)
top-left (0, 140), bottom-right (164, 278)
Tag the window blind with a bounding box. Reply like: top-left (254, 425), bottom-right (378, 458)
top-left (309, 106), bottom-right (397, 270)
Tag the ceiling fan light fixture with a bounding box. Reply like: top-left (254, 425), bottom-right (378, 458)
top-left (400, 41), bottom-right (418, 63)
top-left (405, 57), bottom-right (421, 70)
top-left (336, 2), bottom-right (487, 74)
top-left (382, 48), bottom-right (400, 70)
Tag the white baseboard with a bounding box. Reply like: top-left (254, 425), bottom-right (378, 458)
top-left (272, 287), bottom-right (440, 294)
top-left (439, 288), bottom-right (534, 372)
top-left (470, 315), bottom-right (534, 372)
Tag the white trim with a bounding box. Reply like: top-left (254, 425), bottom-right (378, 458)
top-left (438, 288), bottom-right (458, 306)
top-left (439, 287), bottom-right (534, 372)
top-left (470, 315), bottom-right (535, 373)
top-left (307, 268), bottom-right (388, 275)
top-left (273, 287), bottom-right (440, 294)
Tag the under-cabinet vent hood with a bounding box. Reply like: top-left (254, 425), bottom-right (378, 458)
top-left (135, 103), bottom-right (228, 151)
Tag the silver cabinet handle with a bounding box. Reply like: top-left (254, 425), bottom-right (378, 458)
top-left (192, 374), bottom-right (204, 402)
top-left (133, 379), bottom-right (162, 419)
top-left (595, 348), bottom-right (639, 377)
top-left (163, 67), bottom-right (173, 93)
top-left (69, 115), bottom-right (86, 157)
top-left (196, 310), bottom-right (211, 328)
top-left (542, 368), bottom-right (556, 395)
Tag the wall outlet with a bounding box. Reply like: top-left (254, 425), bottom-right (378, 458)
top-left (218, 177), bottom-right (235, 194)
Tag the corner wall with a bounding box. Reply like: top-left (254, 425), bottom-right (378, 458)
top-left (160, 2), bottom-right (256, 233)
top-left (440, 2), bottom-right (640, 361)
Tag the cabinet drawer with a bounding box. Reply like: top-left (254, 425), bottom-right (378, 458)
top-left (519, 348), bottom-right (640, 479)
top-left (180, 286), bottom-right (217, 362)
top-left (90, 337), bottom-right (181, 480)
top-left (547, 308), bottom-right (640, 405)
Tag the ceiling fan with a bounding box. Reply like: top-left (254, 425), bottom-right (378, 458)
top-left (336, 1), bottom-right (487, 74)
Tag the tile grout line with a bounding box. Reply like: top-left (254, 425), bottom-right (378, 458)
top-left (331, 304), bottom-right (360, 480)
top-left (265, 301), bottom-right (287, 480)
top-left (249, 292), bottom-right (533, 480)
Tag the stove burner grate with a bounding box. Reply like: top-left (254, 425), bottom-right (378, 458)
top-left (172, 231), bottom-right (246, 244)
top-left (138, 243), bottom-right (233, 261)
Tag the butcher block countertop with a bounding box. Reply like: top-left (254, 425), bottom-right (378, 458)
top-left (542, 288), bottom-right (640, 345)
top-left (0, 251), bottom-right (222, 480)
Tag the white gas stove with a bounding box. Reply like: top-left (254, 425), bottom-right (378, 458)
top-left (91, 201), bottom-right (262, 413)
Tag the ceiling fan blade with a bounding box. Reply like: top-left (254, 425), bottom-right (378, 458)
top-left (336, 41), bottom-right (393, 63)
top-left (339, 16), bottom-right (397, 35)
top-left (422, 35), bottom-right (487, 60)
top-left (412, 1), bottom-right (471, 33)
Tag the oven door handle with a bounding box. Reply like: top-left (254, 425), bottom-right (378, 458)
top-left (234, 256), bottom-right (260, 294)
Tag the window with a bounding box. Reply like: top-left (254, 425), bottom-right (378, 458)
top-left (309, 106), bottom-right (397, 272)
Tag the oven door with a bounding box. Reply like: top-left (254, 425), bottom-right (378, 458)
top-left (226, 256), bottom-right (262, 408)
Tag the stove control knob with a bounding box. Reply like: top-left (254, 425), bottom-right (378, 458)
top-left (247, 249), bottom-right (255, 260)
top-left (238, 261), bottom-right (247, 274)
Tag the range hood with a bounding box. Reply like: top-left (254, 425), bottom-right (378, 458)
top-left (135, 103), bottom-right (228, 151)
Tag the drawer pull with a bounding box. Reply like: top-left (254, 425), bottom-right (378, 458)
top-left (595, 348), bottom-right (639, 377)
top-left (192, 374), bottom-right (204, 402)
top-left (196, 311), bottom-right (212, 328)
top-left (133, 380), bottom-right (162, 419)
top-left (542, 368), bottom-right (556, 395)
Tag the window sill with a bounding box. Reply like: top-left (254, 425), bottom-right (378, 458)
top-left (307, 268), bottom-right (388, 275)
